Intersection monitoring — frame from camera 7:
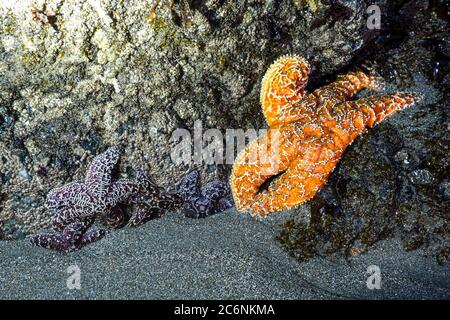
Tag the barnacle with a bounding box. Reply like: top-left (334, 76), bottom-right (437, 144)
top-left (149, 0), bottom-right (193, 27)
top-left (295, 0), bottom-right (320, 12)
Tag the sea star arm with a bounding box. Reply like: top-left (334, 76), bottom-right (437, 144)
top-left (148, 191), bottom-right (183, 211)
top-left (81, 228), bottom-right (108, 246)
top-left (30, 232), bottom-right (69, 251)
top-left (230, 125), bottom-right (305, 212)
top-left (30, 218), bottom-right (105, 252)
top-left (105, 179), bottom-right (142, 207)
top-left (201, 181), bottom-right (230, 203)
top-left (51, 207), bottom-right (84, 231)
top-left (127, 207), bottom-right (160, 227)
top-left (250, 139), bottom-right (341, 216)
top-left (312, 70), bottom-right (383, 104)
top-left (103, 206), bottom-right (126, 229)
top-left (123, 171), bottom-right (164, 205)
top-left (85, 145), bottom-right (123, 198)
top-left (45, 182), bottom-right (86, 209)
top-left (275, 70), bottom-right (384, 127)
top-left (247, 93), bottom-right (420, 217)
top-left (179, 181), bottom-right (233, 218)
top-left (177, 170), bottom-right (200, 201)
top-left (202, 181), bottom-right (234, 215)
top-left (135, 170), bottom-right (160, 194)
top-left (331, 92), bottom-right (420, 132)
top-left (260, 56), bottom-right (310, 127)
top-left (259, 56), bottom-right (383, 128)
top-left (216, 195), bottom-right (235, 212)
top-left (127, 191), bottom-right (182, 227)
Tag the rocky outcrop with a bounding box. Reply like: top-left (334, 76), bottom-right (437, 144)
top-left (0, 0), bottom-right (384, 233)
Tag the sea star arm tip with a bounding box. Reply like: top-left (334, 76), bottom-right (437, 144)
top-left (177, 170), bottom-right (200, 200)
top-left (336, 92), bottom-right (421, 131)
top-left (85, 145), bottom-right (124, 197)
top-left (30, 219), bottom-right (105, 252)
top-left (261, 55), bottom-right (311, 127)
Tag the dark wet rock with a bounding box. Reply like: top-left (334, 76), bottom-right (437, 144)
top-left (278, 0), bottom-right (450, 265)
top-left (438, 180), bottom-right (450, 200)
top-left (394, 149), bottom-right (421, 169)
top-left (409, 169), bottom-right (434, 185)
top-left (1, 219), bottom-right (26, 240)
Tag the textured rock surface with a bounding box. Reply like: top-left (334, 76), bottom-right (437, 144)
top-left (0, 0), bottom-right (384, 233)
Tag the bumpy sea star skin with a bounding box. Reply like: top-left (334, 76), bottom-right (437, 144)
top-left (31, 145), bottom-right (145, 252)
top-left (177, 170), bottom-right (234, 219)
top-left (231, 55), bottom-right (421, 217)
top-left (104, 205), bottom-right (127, 229)
top-left (127, 172), bottom-right (183, 227)
top-left (43, 145), bottom-right (141, 218)
top-left (30, 218), bottom-right (107, 252)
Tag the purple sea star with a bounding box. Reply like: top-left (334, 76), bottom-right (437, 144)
top-left (127, 172), bottom-right (183, 227)
top-left (176, 170), bottom-right (234, 219)
top-left (31, 145), bottom-right (144, 252)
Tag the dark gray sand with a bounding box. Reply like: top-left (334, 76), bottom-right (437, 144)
top-left (0, 210), bottom-right (449, 300)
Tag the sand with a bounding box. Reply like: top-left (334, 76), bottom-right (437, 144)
top-left (0, 210), bottom-right (448, 299)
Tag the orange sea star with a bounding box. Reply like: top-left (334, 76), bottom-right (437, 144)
top-left (230, 55), bottom-right (421, 217)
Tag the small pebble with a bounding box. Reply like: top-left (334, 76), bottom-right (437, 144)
top-left (408, 169), bottom-right (434, 185)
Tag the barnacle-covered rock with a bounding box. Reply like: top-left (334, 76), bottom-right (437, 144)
top-left (0, 0), bottom-right (385, 233)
